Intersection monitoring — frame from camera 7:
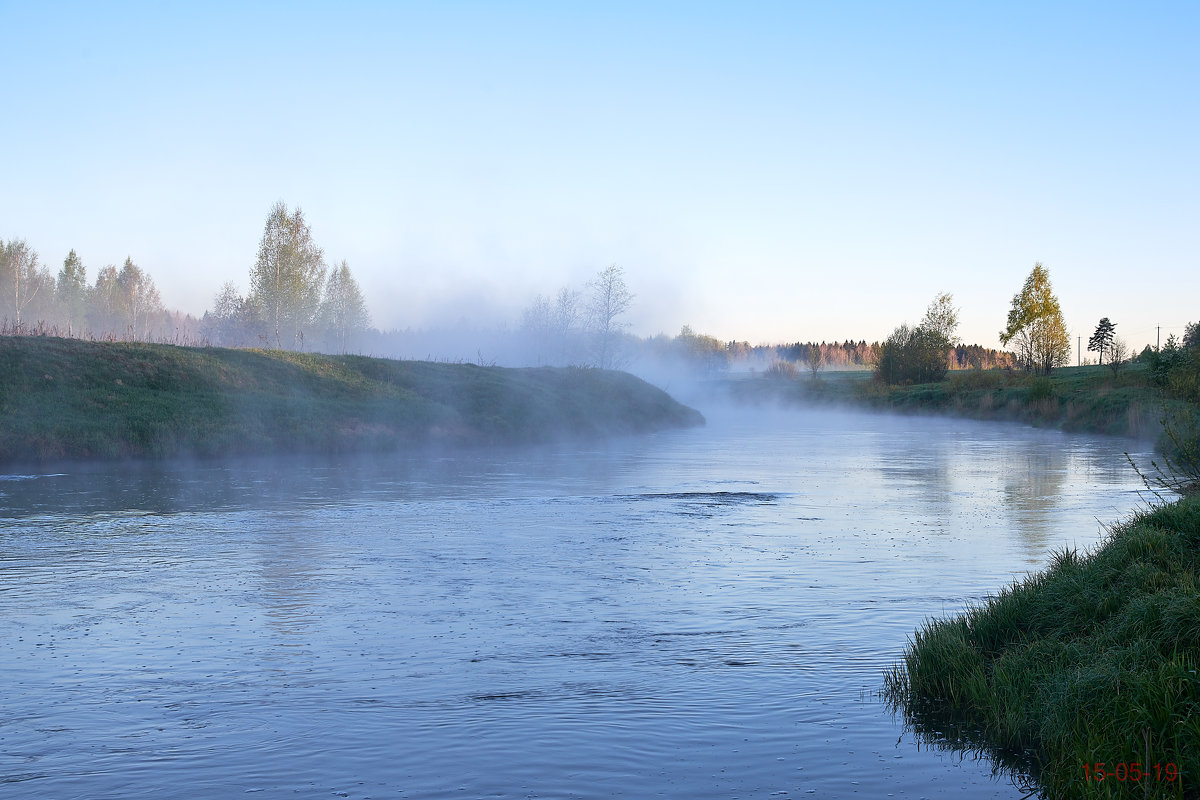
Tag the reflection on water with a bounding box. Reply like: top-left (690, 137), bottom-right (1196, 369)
top-left (891, 699), bottom-right (1049, 798)
top-left (0, 407), bottom-right (1156, 799)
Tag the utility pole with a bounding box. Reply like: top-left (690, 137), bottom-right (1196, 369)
top-left (1078, 336), bottom-right (1081, 367)
top-left (1158, 326), bottom-right (1161, 351)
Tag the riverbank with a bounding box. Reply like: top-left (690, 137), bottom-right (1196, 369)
top-left (725, 363), bottom-right (1175, 442)
top-left (0, 336), bottom-right (704, 463)
top-left (885, 493), bottom-right (1200, 799)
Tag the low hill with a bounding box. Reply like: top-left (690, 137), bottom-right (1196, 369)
top-left (0, 336), bottom-right (704, 463)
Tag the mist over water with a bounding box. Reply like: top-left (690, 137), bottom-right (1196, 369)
top-left (1, 407), bottom-right (1153, 798)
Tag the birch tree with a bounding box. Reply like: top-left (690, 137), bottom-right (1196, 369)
top-left (116, 257), bottom-right (163, 339)
top-left (201, 281), bottom-right (256, 347)
top-left (521, 286), bottom-right (581, 365)
top-left (57, 249), bottom-right (89, 333)
top-left (587, 264), bottom-right (633, 369)
top-left (89, 265), bottom-right (122, 337)
top-left (999, 263), bottom-right (1071, 375)
top-left (320, 260), bottom-right (370, 354)
top-left (921, 291), bottom-right (960, 346)
top-left (1, 239), bottom-right (50, 328)
top-left (249, 201), bottom-right (326, 349)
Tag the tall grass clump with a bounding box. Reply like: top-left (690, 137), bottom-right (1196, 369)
top-left (886, 495), bottom-right (1200, 799)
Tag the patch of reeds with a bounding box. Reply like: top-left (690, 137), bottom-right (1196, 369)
top-left (886, 495), bottom-right (1200, 798)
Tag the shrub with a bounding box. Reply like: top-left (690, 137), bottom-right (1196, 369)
top-left (1027, 377), bottom-right (1055, 402)
top-left (1145, 335), bottom-right (1195, 389)
top-left (874, 324), bottom-right (952, 385)
top-left (765, 360), bottom-right (799, 379)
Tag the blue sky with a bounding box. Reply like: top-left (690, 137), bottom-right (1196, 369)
top-left (3, 1), bottom-right (1197, 351)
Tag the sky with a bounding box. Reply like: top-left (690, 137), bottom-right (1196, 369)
top-left (3, 1), bottom-right (1197, 353)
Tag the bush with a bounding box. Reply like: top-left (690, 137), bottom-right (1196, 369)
top-left (765, 360), bottom-right (798, 379)
top-left (874, 324), bottom-right (952, 385)
top-left (1140, 406), bottom-right (1200, 495)
top-left (1027, 377), bottom-right (1055, 402)
top-left (1145, 335), bottom-right (1194, 388)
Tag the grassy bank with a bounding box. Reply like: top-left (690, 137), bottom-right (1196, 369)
top-left (863, 365), bottom-right (1173, 439)
top-left (729, 363), bottom-right (1174, 441)
top-left (0, 336), bottom-right (704, 463)
top-left (885, 494), bottom-right (1200, 799)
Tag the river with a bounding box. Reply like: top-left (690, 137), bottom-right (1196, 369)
top-left (0, 405), bottom-right (1155, 799)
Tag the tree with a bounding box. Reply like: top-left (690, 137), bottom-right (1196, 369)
top-left (1088, 317), bottom-right (1116, 366)
top-left (999, 263), bottom-right (1071, 375)
top-left (521, 293), bottom-right (555, 359)
top-left (0, 238), bottom-right (50, 328)
top-left (921, 291), bottom-right (959, 373)
top-left (807, 343), bottom-right (826, 379)
top-left (1184, 321), bottom-right (1199, 350)
top-left (249, 201), bottom-right (326, 349)
top-left (57, 249), bottom-right (89, 333)
top-left (676, 325), bottom-right (729, 376)
top-left (116, 257), bottom-right (163, 339)
top-left (586, 264), bottom-right (633, 369)
top-left (873, 292), bottom-right (959, 385)
top-left (521, 286), bottom-right (581, 365)
top-left (320, 260), bottom-right (371, 354)
top-left (921, 291), bottom-right (960, 346)
top-left (201, 281), bottom-right (256, 347)
top-left (874, 323), bottom-right (952, 385)
top-left (89, 264), bottom-right (121, 336)
top-left (1107, 337), bottom-right (1129, 376)
top-left (551, 287), bottom-right (581, 364)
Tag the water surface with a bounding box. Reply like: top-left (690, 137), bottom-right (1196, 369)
top-left (1, 407), bottom-right (1154, 798)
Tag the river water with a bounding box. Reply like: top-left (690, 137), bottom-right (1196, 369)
top-left (1, 406), bottom-right (1155, 799)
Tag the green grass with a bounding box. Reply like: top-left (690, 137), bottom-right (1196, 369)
top-left (885, 495), bottom-right (1200, 799)
top-left (0, 336), bottom-right (703, 463)
top-left (733, 363), bottom-right (1175, 441)
top-left (875, 365), bottom-right (1171, 439)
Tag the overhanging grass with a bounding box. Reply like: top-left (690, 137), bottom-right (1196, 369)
top-left (0, 336), bottom-right (703, 463)
top-left (885, 495), bottom-right (1200, 799)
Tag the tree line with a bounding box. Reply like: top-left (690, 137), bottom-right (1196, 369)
top-left (0, 203), bottom-right (373, 353)
top-left (3, 216), bottom-right (1171, 383)
top-left (0, 238), bottom-right (186, 341)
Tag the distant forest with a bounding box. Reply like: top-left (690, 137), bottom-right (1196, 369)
top-left (743, 340), bottom-right (1014, 372)
top-left (628, 335), bottom-right (1012, 379)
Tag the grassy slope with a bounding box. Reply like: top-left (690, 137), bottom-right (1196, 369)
top-left (733, 364), bottom-right (1172, 441)
top-left (886, 496), bottom-right (1200, 799)
top-left (0, 336), bottom-right (703, 463)
top-left (862, 365), bottom-right (1170, 439)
